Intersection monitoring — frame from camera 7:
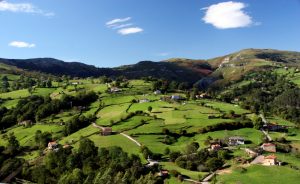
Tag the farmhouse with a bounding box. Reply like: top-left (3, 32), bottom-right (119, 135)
top-left (157, 170), bottom-right (169, 177)
top-left (18, 120), bottom-right (33, 127)
top-left (197, 93), bottom-right (210, 99)
top-left (63, 144), bottom-right (72, 149)
top-left (146, 157), bottom-right (159, 167)
top-left (261, 143), bottom-right (276, 153)
top-left (171, 95), bottom-right (181, 100)
top-left (48, 141), bottom-right (58, 150)
top-left (228, 136), bottom-right (245, 146)
top-left (154, 90), bottom-right (161, 95)
top-left (100, 127), bottom-right (112, 136)
top-left (262, 155), bottom-right (278, 166)
top-left (139, 99), bottom-right (150, 103)
top-left (110, 87), bottom-right (122, 93)
top-left (210, 143), bottom-right (222, 151)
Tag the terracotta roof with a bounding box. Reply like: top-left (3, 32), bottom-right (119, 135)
top-left (49, 141), bottom-right (57, 145)
top-left (262, 143), bottom-right (275, 147)
top-left (265, 154), bottom-right (277, 159)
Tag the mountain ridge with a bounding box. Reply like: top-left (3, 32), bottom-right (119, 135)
top-left (1, 48), bottom-right (300, 83)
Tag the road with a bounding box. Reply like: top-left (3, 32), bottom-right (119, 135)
top-left (120, 132), bottom-right (141, 147)
top-left (259, 114), bottom-right (272, 141)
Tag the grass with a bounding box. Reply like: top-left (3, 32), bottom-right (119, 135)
top-left (161, 162), bottom-right (207, 181)
top-left (96, 102), bottom-right (131, 126)
top-left (266, 116), bottom-right (295, 126)
top-left (218, 165), bottom-right (300, 184)
top-left (198, 99), bottom-right (250, 114)
top-left (60, 125), bottom-right (99, 145)
top-left (1, 99), bottom-right (19, 109)
top-left (112, 115), bottom-right (152, 132)
top-left (192, 128), bottom-right (263, 147)
top-left (0, 89), bottom-right (30, 99)
top-left (33, 88), bottom-right (56, 96)
top-left (0, 125), bottom-right (63, 147)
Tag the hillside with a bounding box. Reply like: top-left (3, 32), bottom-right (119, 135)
top-left (1, 49), bottom-right (300, 85)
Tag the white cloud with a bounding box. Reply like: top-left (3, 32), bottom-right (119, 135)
top-left (9, 41), bottom-right (36, 48)
top-left (0, 1), bottom-right (54, 17)
top-left (202, 1), bottom-right (253, 29)
top-left (117, 27), bottom-right (143, 35)
top-left (106, 17), bottom-right (131, 26)
top-left (106, 17), bottom-right (144, 35)
top-left (111, 23), bottom-right (133, 29)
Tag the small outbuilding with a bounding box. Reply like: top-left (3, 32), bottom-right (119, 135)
top-left (48, 141), bottom-right (58, 150)
top-left (228, 136), bottom-right (245, 146)
top-left (261, 143), bottom-right (276, 153)
top-left (101, 127), bottom-right (112, 136)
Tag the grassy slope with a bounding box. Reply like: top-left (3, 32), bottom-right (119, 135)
top-left (218, 165), bottom-right (300, 184)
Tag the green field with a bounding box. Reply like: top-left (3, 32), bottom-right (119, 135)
top-left (0, 125), bottom-right (63, 147)
top-left (218, 165), bottom-right (300, 184)
top-left (0, 89), bottom-right (30, 99)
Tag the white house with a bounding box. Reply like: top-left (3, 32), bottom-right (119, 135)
top-left (228, 136), bottom-right (245, 146)
top-left (171, 95), bottom-right (181, 100)
top-left (139, 99), bottom-right (150, 103)
top-left (154, 90), bottom-right (162, 95)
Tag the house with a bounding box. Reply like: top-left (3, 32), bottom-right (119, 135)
top-left (261, 143), bottom-right (276, 153)
top-left (171, 95), bottom-right (181, 100)
top-left (210, 143), bottom-right (222, 151)
top-left (48, 141), bottom-right (58, 150)
top-left (228, 136), bottom-right (245, 146)
top-left (18, 120), bottom-right (33, 127)
top-left (146, 157), bottom-right (159, 167)
top-left (245, 148), bottom-right (259, 158)
top-left (63, 144), bottom-right (72, 149)
top-left (262, 155), bottom-right (277, 166)
top-left (100, 127), bottom-right (112, 136)
top-left (110, 87), bottom-right (122, 93)
top-left (139, 99), bottom-right (150, 103)
top-left (154, 90), bottom-right (161, 95)
top-left (157, 170), bottom-right (169, 177)
top-left (198, 93), bottom-right (210, 99)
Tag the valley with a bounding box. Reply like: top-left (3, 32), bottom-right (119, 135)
top-left (0, 49), bottom-right (300, 183)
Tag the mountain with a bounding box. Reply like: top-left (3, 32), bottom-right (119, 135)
top-left (0, 58), bottom-right (213, 83)
top-left (0, 48), bottom-right (300, 84)
top-left (0, 58), bottom-right (116, 77)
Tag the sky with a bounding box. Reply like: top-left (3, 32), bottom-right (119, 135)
top-left (0, 0), bottom-right (300, 67)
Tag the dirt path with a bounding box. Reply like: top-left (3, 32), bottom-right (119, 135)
top-left (92, 123), bottom-right (141, 146)
top-left (120, 132), bottom-right (141, 147)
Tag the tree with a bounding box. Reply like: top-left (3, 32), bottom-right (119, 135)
top-left (148, 106), bottom-right (152, 112)
top-left (205, 157), bottom-right (223, 171)
top-left (164, 147), bottom-right (170, 155)
top-left (185, 142), bottom-right (200, 154)
top-left (78, 138), bottom-right (97, 158)
top-left (253, 116), bottom-right (264, 129)
top-left (6, 133), bottom-right (20, 156)
top-left (46, 80), bottom-right (52, 88)
top-left (1, 76), bottom-right (9, 92)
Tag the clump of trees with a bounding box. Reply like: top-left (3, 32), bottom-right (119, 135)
top-left (169, 142), bottom-right (229, 172)
top-left (217, 71), bottom-right (300, 125)
top-left (22, 138), bottom-right (163, 184)
top-left (198, 120), bottom-right (253, 134)
top-left (63, 115), bottom-right (96, 136)
top-left (0, 91), bottom-right (98, 130)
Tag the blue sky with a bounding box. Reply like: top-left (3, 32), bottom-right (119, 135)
top-left (0, 0), bottom-right (300, 67)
